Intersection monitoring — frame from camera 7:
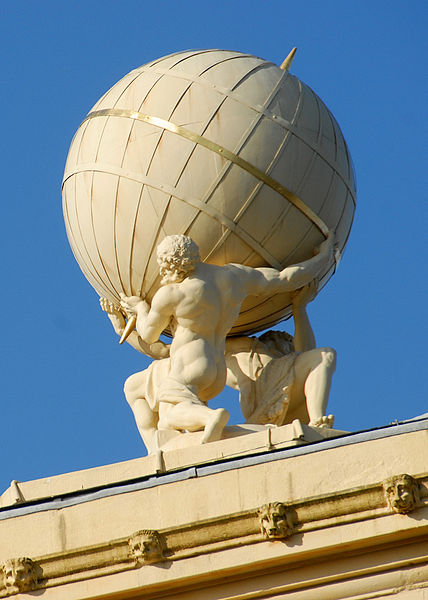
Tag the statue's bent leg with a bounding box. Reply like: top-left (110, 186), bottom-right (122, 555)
top-left (124, 371), bottom-right (159, 453)
top-left (292, 348), bottom-right (336, 427)
top-left (157, 377), bottom-right (229, 443)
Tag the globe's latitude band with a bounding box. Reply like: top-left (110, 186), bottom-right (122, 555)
top-left (62, 164), bottom-right (285, 270)
top-left (81, 108), bottom-right (330, 238)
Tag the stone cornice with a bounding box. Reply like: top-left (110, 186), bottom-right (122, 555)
top-left (0, 473), bottom-right (426, 597)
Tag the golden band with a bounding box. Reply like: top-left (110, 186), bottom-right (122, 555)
top-left (81, 109), bottom-right (330, 237)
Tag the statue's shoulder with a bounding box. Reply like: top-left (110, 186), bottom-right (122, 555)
top-left (199, 262), bottom-right (244, 282)
top-left (152, 283), bottom-right (182, 307)
top-left (222, 262), bottom-right (252, 278)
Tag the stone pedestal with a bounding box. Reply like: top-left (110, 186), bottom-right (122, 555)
top-left (0, 419), bottom-right (427, 599)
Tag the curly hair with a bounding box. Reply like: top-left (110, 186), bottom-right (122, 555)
top-left (258, 330), bottom-right (295, 356)
top-left (156, 235), bottom-right (201, 284)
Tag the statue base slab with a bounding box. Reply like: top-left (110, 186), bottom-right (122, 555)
top-left (154, 420), bottom-right (349, 453)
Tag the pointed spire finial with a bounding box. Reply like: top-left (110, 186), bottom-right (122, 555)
top-left (280, 47), bottom-right (297, 71)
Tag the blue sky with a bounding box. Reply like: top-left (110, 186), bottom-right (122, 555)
top-left (0, 1), bottom-right (426, 493)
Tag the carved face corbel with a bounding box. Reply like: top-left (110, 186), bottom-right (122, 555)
top-left (2, 557), bottom-right (39, 594)
top-left (384, 474), bottom-right (420, 514)
top-left (258, 502), bottom-right (295, 539)
top-left (128, 530), bottom-right (164, 564)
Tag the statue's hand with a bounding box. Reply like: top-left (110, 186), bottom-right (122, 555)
top-left (100, 297), bottom-right (122, 316)
top-left (100, 297), bottom-right (126, 335)
top-left (314, 230), bottom-right (335, 260)
top-left (291, 279), bottom-right (318, 307)
top-left (120, 294), bottom-right (146, 318)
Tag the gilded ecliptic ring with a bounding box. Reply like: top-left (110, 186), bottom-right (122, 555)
top-left (128, 65), bottom-right (356, 205)
top-left (71, 108), bottom-right (330, 238)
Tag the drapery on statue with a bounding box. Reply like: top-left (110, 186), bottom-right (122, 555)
top-left (101, 233), bottom-right (335, 453)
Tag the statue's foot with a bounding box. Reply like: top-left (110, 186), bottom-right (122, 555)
top-left (201, 409), bottom-right (229, 444)
top-left (309, 414), bottom-right (335, 429)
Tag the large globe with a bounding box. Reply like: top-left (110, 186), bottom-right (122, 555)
top-left (62, 49), bottom-right (356, 335)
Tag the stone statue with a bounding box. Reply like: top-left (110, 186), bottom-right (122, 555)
top-left (101, 233), bottom-right (334, 452)
top-left (225, 280), bottom-right (336, 428)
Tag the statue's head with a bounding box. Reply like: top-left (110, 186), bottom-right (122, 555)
top-left (384, 474), bottom-right (419, 514)
top-left (258, 330), bottom-right (295, 356)
top-left (156, 235), bottom-right (201, 285)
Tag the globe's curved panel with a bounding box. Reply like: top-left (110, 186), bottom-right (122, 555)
top-left (62, 49), bottom-right (356, 335)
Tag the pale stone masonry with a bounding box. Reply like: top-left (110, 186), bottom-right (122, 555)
top-left (0, 417), bottom-right (427, 599)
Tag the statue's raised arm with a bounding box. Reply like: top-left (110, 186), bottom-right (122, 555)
top-left (233, 231), bottom-right (335, 297)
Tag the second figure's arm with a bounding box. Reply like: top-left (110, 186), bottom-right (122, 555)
top-left (291, 281), bottom-right (317, 352)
